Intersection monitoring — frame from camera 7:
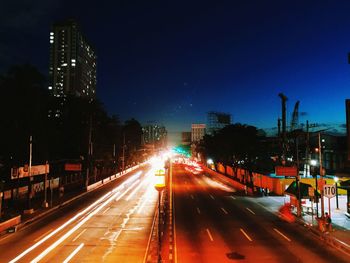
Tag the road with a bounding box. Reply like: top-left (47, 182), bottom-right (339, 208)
top-left (172, 163), bottom-right (349, 263)
top-left (0, 165), bottom-right (158, 263)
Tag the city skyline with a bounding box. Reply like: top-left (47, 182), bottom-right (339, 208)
top-left (1, 1), bottom-right (350, 138)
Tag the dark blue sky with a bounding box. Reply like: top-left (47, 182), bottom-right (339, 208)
top-left (1, 0), bottom-right (350, 138)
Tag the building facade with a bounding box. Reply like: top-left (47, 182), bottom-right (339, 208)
top-left (48, 19), bottom-right (97, 117)
top-left (207, 111), bottom-right (231, 135)
top-left (191, 124), bottom-right (206, 143)
top-left (142, 124), bottom-right (167, 147)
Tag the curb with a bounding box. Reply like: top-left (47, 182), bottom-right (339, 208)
top-left (297, 218), bottom-right (350, 256)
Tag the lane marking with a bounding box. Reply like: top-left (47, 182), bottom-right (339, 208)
top-left (102, 207), bottom-right (110, 214)
top-left (63, 243), bottom-right (84, 263)
top-left (231, 196), bottom-right (236, 200)
top-left (72, 229), bottom-right (87, 242)
top-left (190, 194), bottom-right (194, 199)
top-left (221, 207), bottom-right (228, 215)
top-left (206, 228), bottom-right (214, 241)
top-left (240, 228), bottom-right (252, 241)
top-left (273, 228), bottom-right (291, 242)
top-left (246, 207), bottom-right (255, 215)
top-left (196, 207), bottom-right (201, 214)
top-left (172, 163), bottom-right (178, 263)
top-left (28, 179), bottom-right (140, 263)
top-left (34, 229), bottom-right (53, 242)
top-left (209, 194), bottom-right (215, 200)
top-left (126, 175), bottom-right (148, 201)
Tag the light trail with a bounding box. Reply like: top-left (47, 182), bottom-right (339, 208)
top-left (10, 171), bottom-right (142, 263)
top-left (30, 179), bottom-right (140, 263)
top-left (126, 171), bottom-right (152, 201)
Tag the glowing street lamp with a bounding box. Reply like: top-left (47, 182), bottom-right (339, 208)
top-left (154, 167), bottom-right (165, 263)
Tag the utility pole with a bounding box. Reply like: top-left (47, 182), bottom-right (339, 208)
top-left (305, 120), bottom-right (310, 176)
top-left (318, 132), bottom-right (325, 217)
top-left (278, 93), bottom-right (288, 162)
top-left (86, 115), bottom-right (93, 188)
top-left (296, 138), bottom-right (301, 217)
top-left (122, 133), bottom-right (126, 173)
top-left (28, 135), bottom-right (33, 210)
top-left (42, 161), bottom-right (49, 208)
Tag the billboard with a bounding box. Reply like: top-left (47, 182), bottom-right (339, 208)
top-left (64, 163), bottom-right (82, 171)
top-left (275, 166), bottom-right (297, 177)
top-left (11, 164), bottom-right (49, 179)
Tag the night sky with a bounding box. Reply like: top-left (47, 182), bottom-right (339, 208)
top-left (1, 1), bottom-right (350, 142)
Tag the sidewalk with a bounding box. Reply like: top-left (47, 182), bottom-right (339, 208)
top-left (203, 166), bottom-right (350, 256)
top-left (255, 195), bottom-right (350, 255)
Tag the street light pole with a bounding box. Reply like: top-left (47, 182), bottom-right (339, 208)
top-left (334, 177), bottom-right (339, 209)
top-left (318, 133), bottom-right (325, 217)
top-left (28, 135), bottom-right (33, 210)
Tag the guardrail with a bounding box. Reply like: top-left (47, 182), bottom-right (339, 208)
top-left (0, 215), bottom-right (21, 233)
top-left (86, 164), bottom-right (144, 192)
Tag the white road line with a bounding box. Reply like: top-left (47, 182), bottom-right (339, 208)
top-left (72, 229), bottom-right (87, 242)
top-left (206, 228), bottom-right (214, 241)
top-left (246, 207), bottom-right (255, 215)
top-left (231, 196), bottom-right (236, 200)
top-left (209, 194), bottom-right (215, 200)
top-left (221, 207), bottom-right (228, 214)
top-left (102, 207), bottom-right (110, 214)
top-left (190, 194), bottom-right (194, 199)
top-left (273, 228), bottom-right (291, 242)
top-left (28, 180), bottom-right (140, 263)
top-left (240, 228), bottom-right (252, 242)
top-left (34, 229), bottom-right (53, 242)
top-left (197, 207), bottom-right (201, 214)
top-left (63, 243), bottom-right (84, 263)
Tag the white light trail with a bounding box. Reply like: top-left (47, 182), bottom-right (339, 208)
top-left (30, 179), bottom-right (140, 263)
top-left (10, 171), bottom-right (142, 263)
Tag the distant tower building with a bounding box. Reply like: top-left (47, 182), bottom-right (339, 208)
top-left (48, 19), bottom-right (97, 117)
top-left (142, 124), bottom-right (167, 147)
top-left (207, 111), bottom-right (231, 135)
top-left (191, 124), bottom-right (206, 143)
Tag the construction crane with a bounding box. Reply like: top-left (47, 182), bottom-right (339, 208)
top-left (278, 93), bottom-right (287, 140)
top-left (290, 101), bottom-right (300, 131)
top-left (278, 93), bottom-right (288, 161)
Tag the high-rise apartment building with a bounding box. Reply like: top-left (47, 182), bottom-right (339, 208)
top-left (142, 124), bottom-right (167, 147)
top-left (191, 124), bottom-right (206, 142)
top-left (48, 19), bottom-right (96, 109)
top-left (207, 111), bottom-right (231, 135)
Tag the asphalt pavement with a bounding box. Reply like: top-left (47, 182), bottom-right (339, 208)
top-left (164, 163), bottom-right (350, 263)
top-left (0, 165), bottom-right (158, 263)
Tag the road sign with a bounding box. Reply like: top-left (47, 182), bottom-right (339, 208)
top-left (323, 184), bottom-right (336, 198)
